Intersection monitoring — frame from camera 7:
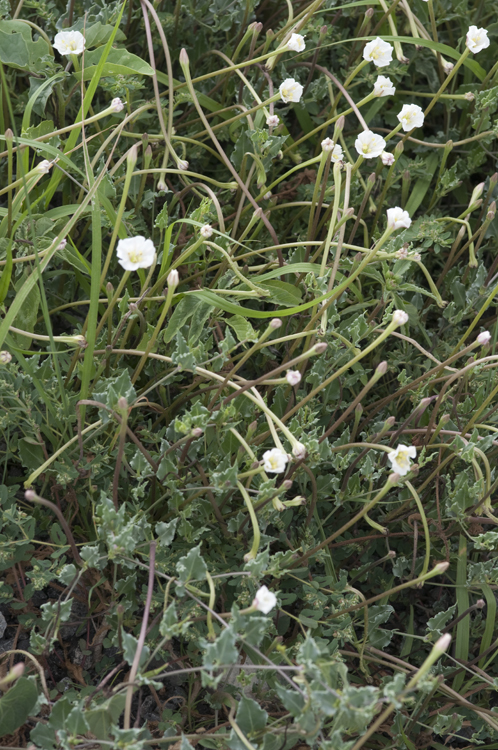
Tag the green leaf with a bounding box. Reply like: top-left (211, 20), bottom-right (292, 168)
top-left (202, 626), bottom-right (238, 670)
top-left (163, 295), bottom-right (201, 343)
top-left (176, 545), bottom-right (207, 584)
top-left (156, 518), bottom-right (178, 547)
top-left (236, 696), bottom-right (268, 736)
top-left (0, 677), bottom-right (38, 735)
top-left (226, 315), bottom-right (258, 343)
top-left (77, 47), bottom-right (154, 80)
top-left (85, 694), bottom-right (126, 740)
top-left (18, 437), bottom-right (45, 471)
top-left (122, 631), bottom-right (150, 668)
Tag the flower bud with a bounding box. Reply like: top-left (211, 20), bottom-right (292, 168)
top-left (476, 598), bottom-right (485, 609)
top-left (191, 427), bottom-right (203, 438)
top-left (117, 397), bottom-right (128, 410)
top-left (167, 269), bottom-right (179, 288)
top-left (292, 442), bottom-right (306, 460)
top-left (178, 159), bottom-right (189, 171)
top-left (381, 151), bottom-right (394, 166)
top-left (477, 330), bottom-right (491, 345)
top-left (286, 370), bottom-right (301, 386)
top-left (433, 561), bottom-right (449, 574)
top-left (36, 160), bottom-right (52, 174)
top-left (0, 350), bottom-right (12, 364)
top-left (464, 91), bottom-right (475, 101)
top-left (266, 114), bottom-right (279, 128)
top-left (314, 342), bottom-right (328, 354)
top-left (25, 490), bottom-right (37, 501)
top-left (433, 633), bottom-right (452, 654)
top-left (394, 141), bottom-right (404, 158)
top-left (471, 182), bottom-right (485, 204)
top-left (179, 48), bottom-right (189, 65)
top-left (74, 335), bottom-right (87, 348)
top-left (200, 224), bottom-right (213, 239)
top-left (376, 361), bottom-right (388, 375)
top-left (157, 181), bottom-right (167, 192)
top-left (127, 144), bottom-right (138, 169)
top-left (263, 191), bottom-right (272, 200)
top-left (106, 281), bottom-right (114, 294)
top-left (111, 97), bottom-right (124, 113)
top-left (392, 309), bottom-right (409, 326)
top-left (282, 479), bottom-right (293, 489)
top-left (388, 472), bottom-right (401, 484)
top-left (270, 318), bottom-right (282, 329)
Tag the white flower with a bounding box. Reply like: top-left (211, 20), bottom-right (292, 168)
top-left (443, 60), bottom-right (454, 74)
top-left (262, 447), bottom-right (289, 473)
top-left (387, 207), bottom-right (412, 230)
top-left (477, 331), bottom-right (492, 345)
top-left (381, 151), bottom-right (395, 166)
top-left (388, 444), bottom-right (416, 476)
top-left (321, 138), bottom-right (344, 162)
top-left (392, 309), bottom-right (409, 326)
top-left (57, 239), bottom-right (67, 250)
top-left (36, 160), bottom-right (52, 174)
top-left (116, 236), bottom-right (156, 271)
top-left (0, 351), bottom-right (12, 364)
top-left (363, 37), bottom-right (393, 67)
top-left (355, 130), bottom-right (386, 159)
top-left (466, 26), bottom-right (490, 54)
top-left (292, 442), bottom-right (306, 460)
top-left (111, 98), bottom-right (124, 113)
top-left (53, 30), bottom-right (85, 56)
top-left (253, 585), bottom-right (277, 614)
top-left (287, 33), bottom-right (305, 52)
top-left (266, 114), bottom-right (279, 127)
top-left (200, 224), bottom-right (213, 239)
top-left (263, 191), bottom-right (272, 200)
top-left (397, 104), bottom-right (425, 132)
top-left (279, 78), bottom-right (303, 103)
top-left (167, 269), bottom-right (179, 288)
top-left (374, 75), bottom-right (396, 97)
top-left (286, 370), bottom-right (302, 386)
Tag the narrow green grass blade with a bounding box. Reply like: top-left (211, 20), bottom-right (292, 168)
top-left (452, 534), bottom-right (469, 692)
top-left (478, 582), bottom-right (496, 668)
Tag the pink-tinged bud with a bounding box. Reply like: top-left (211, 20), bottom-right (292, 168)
top-left (5, 128), bottom-right (13, 141)
top-left (464, 91), bottom-right (475, 101)
top-left (10, 662), bottom-right (25, 679)
top-left (286, 370), bottom-right (302, 386)
top-left (314, 342), bottom-right (328, 353)
top-left (179, 48), bottom-right (189, 65)
top-left (117, 397), bottom-right (128, 410)
top-left (0, 351), bottom-right (12, 364)
top-left (111, 97), bottom-right (124, 113)
top-left (25, 490), bottom-right (37, 501)
top-left (388, 550), bottom-right (396, 558)
top-left (381, 151), bottom-right (394, 166)
top-left (57, 238), bottom-right (67, 250)
top-left (368, 172), bottom-right (376, 184)
top-left (335, 115), bottom-right (345, 133)
top-left (477, 330), bottom-right (491, 345)
top-left (487, 201), bottom-right (496, 220)
top-left (376, 361), bottom-right (388, 375)
top-left (385, 416), bottom-right (396, 427)
top-left (106, 281), bottom-right (114, 294)
top-left (266, 114), bottom-right (279, 128)
top-left (178, 160), bottom-right (189, 171)
top-left (476, 599), bottom-right (485, 609)
top-left (365, 7), bottom-right (374, 17)
top-left (282, 479), bottom-right (293, 489)
top-left (167, 269), bottom-right (179, 288)
top-left (292, 442), bottom-right (306, 460)
top-left (191, 427), bottom-right (203, 437)
top-left (433, 633), bottom-right (452, 654)
top-left (157, 181), bottom-right (167, 192)
top-left (388, 472), bottom-right (401, 484)
top-left (270, 318), bottom-right (282, 329)
top-left (433, 561), bottom-right (449, 574)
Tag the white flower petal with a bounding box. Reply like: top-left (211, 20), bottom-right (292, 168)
top-left (53, 30), bottom-right (85, 56)
top-left (279, 78), bottom-right (303, 103)
top-left (116, 236), bottom-right (156, 271)
top-left (354, 130), bottom-right (386, 158)
top-left (363, 37), bottom-right (393, 67)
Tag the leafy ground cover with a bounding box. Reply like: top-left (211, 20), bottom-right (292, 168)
top-left (1, 0), bottom-right (498, 747)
